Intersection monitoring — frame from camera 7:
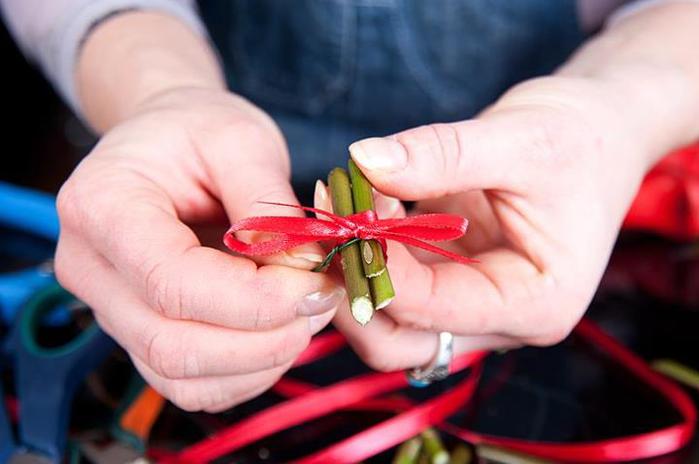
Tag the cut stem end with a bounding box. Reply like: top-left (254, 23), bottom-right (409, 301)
top-left (351, 296), bottom-right (374, 326)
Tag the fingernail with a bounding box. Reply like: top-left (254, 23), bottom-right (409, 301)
top-left (309, 311), bottom-right (335, 334)
top-left (297, 287), bottom-right (345, 316)
top-left (349, 138), bottom-right (408, 173)
top-left (314, 180), bottom-right (328, 207)
top-left (375, 193), bottom-right (402, 218)
top-left (287, 246), bottom-right (324, 264)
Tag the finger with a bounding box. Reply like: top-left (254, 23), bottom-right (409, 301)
top-left (374, 189), bottom-right (406, 219)
top-left (383, 239), bottom-right (586, 345)
top-left (348, 112), bottom-right (537, 200)
top-left (334, 300), bottom-right (517, 372)
top-left (58, 174), bottom-right (338, 330)
top-left (313, 180), bottom-right (331, 219)
top-left (414, 190), bottom-right (503, 255)
top-left (132, 356), bottom-right (289, 413)
top-left (97, 290), bottom-right (335, 379)
top-left (313, 180), bottom-right (406, 220)
top-left (201, 123), bottom-right (324, 269)
top-left (56, 234), bottom-right (338, 379)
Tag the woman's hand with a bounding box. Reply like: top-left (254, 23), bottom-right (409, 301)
top-left (333, 0), bottom-right (699, 372)
top-left (332, 74), bottom-right (673, 371)
top-left (55, 87), bottom-right (343, 412)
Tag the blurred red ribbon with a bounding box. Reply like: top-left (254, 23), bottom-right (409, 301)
top-left (625, 143), bottom-right (699, 240)
top-left (169, 319), bottom-right (696, 463)
top-left (223, 202), bottom-right (476, 265)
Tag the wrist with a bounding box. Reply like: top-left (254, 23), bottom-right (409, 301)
top-left (77, 10), bottom-right (225, 133)
top-left (561, 57), bottom-right (699, 169)
top-left (558, 2), bottom-right (699, 168)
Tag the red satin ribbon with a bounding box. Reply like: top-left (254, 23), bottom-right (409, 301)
top-left (624, 143), bottom-right (699, 240)
top-left (223, 202), bottom-right (476, 265)
top-left (169, 319), bottom-right (695, 463)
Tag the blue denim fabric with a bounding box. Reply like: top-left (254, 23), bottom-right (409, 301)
top-left (198, 0), bottom-right (584, 191)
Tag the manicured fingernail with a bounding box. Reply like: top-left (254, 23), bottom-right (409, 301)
top-left (247, 232), bottom-right (323, 268)
top-left (309, 311), bottom-right (335, 334)
top-left (375, 193), bottom-right (402, 218)
top-left (350, 138), bottom-right (408, 173)
top-left (314, 180), bottom-right (327, 206)
top-left (297, 287), bottom-right (345, 316)
top-left (287, 246), bottom-right (324, 264)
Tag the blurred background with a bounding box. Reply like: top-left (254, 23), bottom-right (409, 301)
top-left (1, 20), bottom-right (93, 192)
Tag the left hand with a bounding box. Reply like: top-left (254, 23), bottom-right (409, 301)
top-left (328, 75), bottom-right (658, 371)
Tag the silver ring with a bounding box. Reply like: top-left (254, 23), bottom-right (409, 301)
top-left (406, 332), bottom-right (454, 387)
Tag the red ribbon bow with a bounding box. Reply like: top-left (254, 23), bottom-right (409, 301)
top-left (223, 202), bottom-right (476, 265)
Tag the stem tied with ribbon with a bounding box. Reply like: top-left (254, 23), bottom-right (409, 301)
top-left (223, 162), bottom-right (476, 325)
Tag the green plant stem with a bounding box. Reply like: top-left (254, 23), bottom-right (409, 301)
top-left (393, 437), bottom-right (422, 464)
top-left (652, 359), bottom-right (699, 390)
top-left (449, 445), bottom-right (472, 464)
top-left (328, 168), bottom-right (374, 325)
top-left (421, 429), bottom-right (449, 464)
top-left (348, 159), bottom-right (396, 309)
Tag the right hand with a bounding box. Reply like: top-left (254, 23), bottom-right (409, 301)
top-left (55, 87), bottom-right (344, 412)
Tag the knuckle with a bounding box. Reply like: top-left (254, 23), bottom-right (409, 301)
top-left (528, 321), bottom-right (574, 347)
top-left (250, 266), bottom-right (296, 330)
top-left (55, 180), bottom-right (85, 230)
top-left (269, 327), bottom-right (310, 369)
top-left (245, 182), bottom-right (295, 217)
top-left (53, 242), bottom-right (75, 291)
top-left (200, 380), bottom-right (272, 414)
top-left (144, 260), bottom-right (184, 320)
top-left (169, 383), bottom-right (208, 412)
top-left (251, 302), bottom-right (275, 331)
top-left (202, 402), bottom-right (234, 414)
top-left (431, 123), bottom-right (463, 180)
top-left (525, 303), bottom-right (577, 346)
top-left (396, 123), bottom-right (461, 172)
top-left (218, 118), bottom-right (287, 165)
top-left (144, 261), bottom-right (169, 314)
top-left (521, 281), bottom-right (586, 347)
top-left (146, 330), bottom-right (187, 379)
top-left (229, 119), bottom-right (272, 142)
top-left (247, 275), bottom-right (288, 330)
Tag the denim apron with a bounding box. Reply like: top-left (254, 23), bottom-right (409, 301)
top-left (198, 0), bottom-right (584, 197)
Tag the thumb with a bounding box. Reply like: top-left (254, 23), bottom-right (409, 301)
top-left (349, 116), bottom-right (528, 200)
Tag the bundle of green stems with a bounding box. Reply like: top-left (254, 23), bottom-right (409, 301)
top-left (391, 429), bottom-right (459, 464)
top-left (392, 428), bottom-right (554, 464)
top-left (327, 160), bottom-right (396, 325)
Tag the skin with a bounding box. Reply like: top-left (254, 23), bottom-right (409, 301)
top-left (57, 12), bottom-right (343, 412)
top-left (55, 5), bottom-right (699, 410)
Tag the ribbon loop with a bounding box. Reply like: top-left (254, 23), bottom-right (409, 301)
top-left (223, 202), bottom-right (477, 265)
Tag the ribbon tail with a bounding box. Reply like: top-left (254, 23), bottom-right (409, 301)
top-left (224, 232), bottom-right (323, 257)
top-left (383, 233), bottom-right (478, 265)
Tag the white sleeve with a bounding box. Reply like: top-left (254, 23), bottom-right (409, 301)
top-left (0, 0), bottom-right (207, 113)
